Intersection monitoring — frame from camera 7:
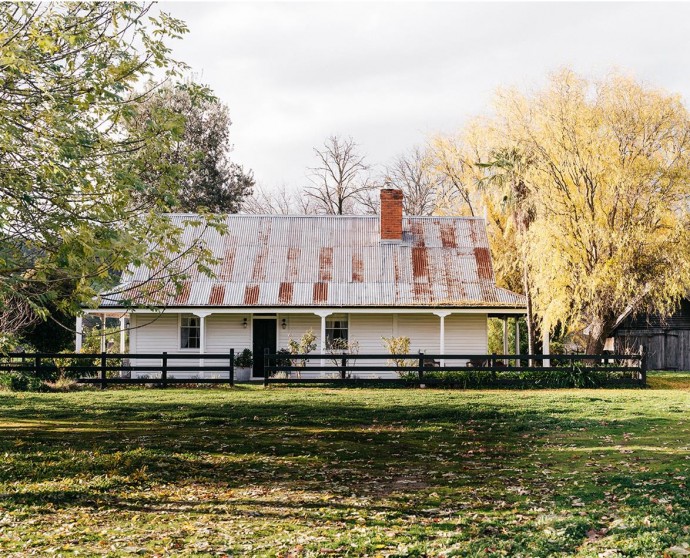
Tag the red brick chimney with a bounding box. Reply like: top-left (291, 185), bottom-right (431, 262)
top-left (380, 188), bottom-right (403, 241)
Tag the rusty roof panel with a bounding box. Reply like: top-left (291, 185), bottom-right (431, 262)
top-left (413, 282), bottom-right (432, 303)
top-left (285, 247), bottom-right (300, 281)
top-left (104, 215), bottom-right (526, 308)
top-left (209, 284), bottom-right (225, 306)
top-left (351, 251), bottom-right (364, 283)
top-left (174, 282), bottom-right (191, 305)
top-left (411, 246), bottom-right (429, 280)
top-left (439, 222), bottom-right (457, 248)
top-left (474, 247), bottom-right (493, 281)
top-left (313, 282), bottom-right (328, 304)
top-left (244, 284), bottom-right (259, 305)
top-left (252, 246), bottom-right (268, 282)
top-left (278, 282), bottom-right (293, 305)
top-left (218, 249), bottom-right (236, 281)
top-left (318, 247), bottom-right (333, 282)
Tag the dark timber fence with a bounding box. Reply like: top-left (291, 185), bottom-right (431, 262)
top-left (263, 350), bottom-right (647, 388)
top-left (0, 349), bottom-right (646, 388)
top-left (0, 351), bottom-right (236, 388)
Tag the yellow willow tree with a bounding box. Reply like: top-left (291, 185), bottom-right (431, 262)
top-left (430, 127), bottom-right (538, 354)
top-left (498, 69), bottom-right (690, 352)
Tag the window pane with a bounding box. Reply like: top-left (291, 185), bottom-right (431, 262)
top-left (181, 315), bottom-right (201, 349)
top-left (326, 314), bottom-right (348, 343)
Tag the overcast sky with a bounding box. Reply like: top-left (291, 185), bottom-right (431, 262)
top-left (164, 1), bottom-right (690, 190)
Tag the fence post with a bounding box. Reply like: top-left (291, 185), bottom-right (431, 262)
top-left (264, 348), bottom-right (269, 387)
top-left (34, 355), bottom-right (41, 379)
top-left (418, 351), bottom-right (424, 385)
top-left (100, 352), bottom-right (107, 390)
top-left (341, 352), bottom-right (347, 380)
top-left (640, 345), bottom-right (647, 386)
top-left (491, 352), bottom-right (497, 381)
top-left (229, 348), bottom-right (235, 387)
top-left (161, 351), bottom-right (168, 388)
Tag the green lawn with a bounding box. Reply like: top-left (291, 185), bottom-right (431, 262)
top-left (0, 373), bottom-right (689, 557)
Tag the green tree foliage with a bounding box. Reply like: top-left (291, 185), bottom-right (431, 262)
top-left (128, 82), bottom-right (254, 213)
top-left (0, 3), bottom-right (218, 329)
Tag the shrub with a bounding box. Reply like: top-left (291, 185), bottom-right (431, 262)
top-left (275, 349), bottom-right (292, 367)
top-left (325, 338), bottom-right (359, 368)
top-left (287, 329), bottom-right (317, 359)
top-left (0, 333), bottom-right (35, 354)
top-left (381, 336), bottom-right (415, 376)
top-left (287, 329), bottom-right (317, 375)
top-left (80, 326), bottom-right (124, 354)
top-left (415, 367), bottom-right (618, 388)
top-left (234, 348), bottom-right (253, 368)
top-left (0, 371), bottom-right (46, 392)
top-left (43, 377), bottom-right (80, 392)
top-left (53, 352), bottom-right (101, 379)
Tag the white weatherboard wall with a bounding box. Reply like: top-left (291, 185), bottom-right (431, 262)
top-left (130, 313), bottom-right (178, 354)
top-left (129, 311), bottom-right (489, 379)
top-left (349, 313), bottom-right (488, 375)
top-left (280, 313), bottom-right (398, 379)
top-left (205, 313), bottom-right (251, 378)
top-left (129, 313), bottom-right (177, 378)
top-left (278, 313), bottom-right (321, 374)
top-left (130, 312), bottom-right (251, 379)
top-left (206, 313), bottom-right (251, 353)
top-left (398, 314), bottom-right (440, 355)
top-left (278, 314), bottom-right (320, 349)
top-left (349, 314), bottom-right (394, 378)
top-left (444, 314), bottom-right (488, 366)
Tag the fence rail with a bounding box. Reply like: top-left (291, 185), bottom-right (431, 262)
top-left (262, 350), bottom-right (647, 387)
top-left (0, 351), bottom-right (236, 389)
top-left (0, 349), bottom-right (647, 389)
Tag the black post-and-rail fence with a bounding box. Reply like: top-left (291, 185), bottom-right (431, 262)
top-left (0, 349), bottom-right (647, 388)
top-left (263, 350), bottom-right (647, 387)
top-left (0, 351), bottom-right (237, 389)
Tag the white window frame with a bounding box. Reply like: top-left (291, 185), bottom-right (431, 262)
top-left (179, 314), bottom-right (201, 351)
top-left (325, 313), bottom-right (349, 344)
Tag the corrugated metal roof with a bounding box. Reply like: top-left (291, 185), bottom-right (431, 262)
top-left (101, 215), bottom-right (526, 308)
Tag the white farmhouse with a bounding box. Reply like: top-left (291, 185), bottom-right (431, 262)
top-left (83, 189), bottom-right (526, 379)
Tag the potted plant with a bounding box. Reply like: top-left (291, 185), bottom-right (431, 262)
top-left (234, 348), bottom-right (253, 381)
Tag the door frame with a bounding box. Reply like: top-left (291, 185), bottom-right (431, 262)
top-left (251, 315), bottom-right (277, 378)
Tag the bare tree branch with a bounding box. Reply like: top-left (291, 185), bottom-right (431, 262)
top-left (242, 183), bottom-right (318, 215)
top-left (305, 135), bottom-right (374, 215)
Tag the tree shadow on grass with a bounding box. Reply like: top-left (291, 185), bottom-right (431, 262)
top-left (0, 394), bottom-right (687, 495)
top-left (0, 390), bottom-right (689, 556)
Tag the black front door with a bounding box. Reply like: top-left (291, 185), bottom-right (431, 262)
top-left (252, 318), bottom-right (277, 378)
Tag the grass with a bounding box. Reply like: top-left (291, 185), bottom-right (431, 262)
top-left (0, 372), bottom-right (688, 557)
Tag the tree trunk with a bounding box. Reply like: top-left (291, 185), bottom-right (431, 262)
top-left (585, 316), bottom-right (615, 354)
top-left (522, 256), bottom-right (537, 366)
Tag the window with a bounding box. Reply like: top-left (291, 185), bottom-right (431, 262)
top-left (326, 314), bottom-right (348, 344)
top-left (180, 315), bottom-right (200, 349)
